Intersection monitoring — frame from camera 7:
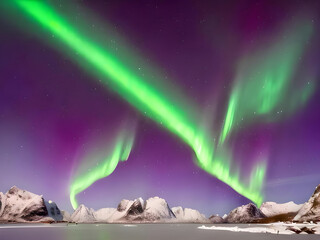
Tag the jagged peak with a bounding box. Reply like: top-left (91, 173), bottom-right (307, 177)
top-left (314, 184), bottom-right (320, 195)
top-left (7, 185), bottom-right (21, 194)
top-left (117, 199), bottom-right (133, 212)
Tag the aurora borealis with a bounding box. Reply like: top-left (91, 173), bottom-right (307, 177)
top-left (69, 129), bottom-right (135, 209)
top-left (0, 0), bottom-right (319, 216)
top-left (12, 0), bottom-right (267, 207)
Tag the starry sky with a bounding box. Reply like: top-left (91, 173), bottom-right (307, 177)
top-left (0, 0), bottom-right (320, 216)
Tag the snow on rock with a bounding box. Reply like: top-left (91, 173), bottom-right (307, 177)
top-left (199, 222), bottom-right (320, 235)
top-left (171, 206), bottom-right (183, 218)
top-left (293, 184), bottom-right (320, 223)
top-left (226, 203), bottom-right (266, 223)
top-left (209, 214), bottom-right (225, 223)
top-left (108, 198), bottom-right (144, 222)
top-left (117, 199), bottom-right (134, 212)
top-left (128, 198), bottom-right (145, 217)
top-left (94, 208), bottom-right (117, 222)
top-left (0, 186), bottom-right (61, 222)
top-left (101, 197), bottom-right (176, 223)
top-left (0, 192), bottom-right (6, 216)
top-left (260, 201), bottom-right (302, 217)
top-left (199, 224), bottom-right (292, 234)
top-left (71, 197), bottom-right (207, 223)
top-left (71, 204), bottom-right (96, 223)
top-left (143, 197), bottom-right (175, 221)
top-left (172, 206), bottom-right (208, 223)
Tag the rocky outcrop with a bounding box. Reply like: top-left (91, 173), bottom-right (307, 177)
top-left (226, 203), bottom-right (266, 223)
top-left (0, 186), bottom-right (62, 222)
top-left (260, 201), bottom-right (302, 217)
top-left (0, 192), bottom-right (5, 217)
top-left (104, 198), bottom-right (145, 222)
top-left (293, 184), bottom-right (320, 222)
top-left (209, 214), bottom-right (225, 223)
top-left (143, 197), bottom-right (175, 221)
top-left (44, 200), bottom-right (63, 221)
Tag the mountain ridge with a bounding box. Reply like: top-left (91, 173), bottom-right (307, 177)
top-left (1, 184), bottom-right (320, 224)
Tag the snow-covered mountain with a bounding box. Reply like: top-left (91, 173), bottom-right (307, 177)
top-left (91, 197), bottom-right (176, 223)
top-left (0, 186), bottom-right (62, 222)
top-left (2, 184), bottom-right (320, 224)
top-left (172, 206), bottom-right (209, 223)
top-left (105, 198), bottom-right (146, 222)
top-left (293, 184), bottom-right (320, 222)
top-left (260, 201), bottom-right (302, 217)
top-left (70, 204), bottom-right (96, 223)
top-left (209, 214), bottom-right (225, 223)
top-left (94, 208), bottom-right (116, 222)
top-left (226, 203), bottom-right (266, 223)
top-left (70, 197), bottom-right (210, 223)
top-left (143, 197), bottom-right (175, 221)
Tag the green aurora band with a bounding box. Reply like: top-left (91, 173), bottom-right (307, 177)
top-left (70, 131), bottom-right (135, 209)
top-left (219, 21), bottom-right (314, 144)
top-left (11, 0), bottom-right (276, 207)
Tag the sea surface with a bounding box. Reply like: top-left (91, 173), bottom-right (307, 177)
top-left (0, 223), bottom-right (318, 240)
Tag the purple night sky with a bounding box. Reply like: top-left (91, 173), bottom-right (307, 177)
top-left (0, 0), bottom-right (320, 216)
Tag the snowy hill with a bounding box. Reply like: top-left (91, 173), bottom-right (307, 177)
top-left (95, 208), bottom-right (116, 222)
top-left (293, 184), bottom-right (320, 222)
top-left (143, 197), bottom-right (175, 221)
top-left (260, 201), bottom-right (302, 217)
top-left (109, 197), bottom-right (175, 222)
top-left (2, 184), bottom-right (320, 224)
top-left (106, 198), bottom-right (144, 222)
top-left (70, 204), bottom-right (96, 223)
top-left (172, 206), bottom-right (209, 223)
top-left (226, 203), bottom-right (266, 223)
top-left (0, 186), bottom-right (62, 222)
top-left (71, 197), bottom-right (210, 223)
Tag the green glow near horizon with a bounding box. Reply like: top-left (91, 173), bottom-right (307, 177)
top-left (14, 0), bottom-right (265, 207)
top-left (70, 132), bottom-right (134, 209)
top-left (220, 21), bottom-right (314, 144)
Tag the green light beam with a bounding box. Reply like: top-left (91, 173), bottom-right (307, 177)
top-left (219, 20), bottom-right (314, 144)
top-left (70, 132), bottom-right (134, 209)
top-left (13, 0), bottom-right (265, 206)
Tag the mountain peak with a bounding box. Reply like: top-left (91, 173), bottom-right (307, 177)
top-left (0, 186), bottom-right (62, 222)
top-left (293, 184), bottom-right (320, 222)
top-left (71, 204), bottom-right (96, 223)
top-left (226, 203), bottom-right (266, 223)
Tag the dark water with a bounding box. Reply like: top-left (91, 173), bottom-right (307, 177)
top-left (0, 224), bottom-right (318, 240)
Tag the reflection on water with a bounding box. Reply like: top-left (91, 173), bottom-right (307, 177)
top-left (0, 224), bottom-right (311, 240)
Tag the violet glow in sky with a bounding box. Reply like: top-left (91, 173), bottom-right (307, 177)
top-left (0, 0), bottom-right (320, 216)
